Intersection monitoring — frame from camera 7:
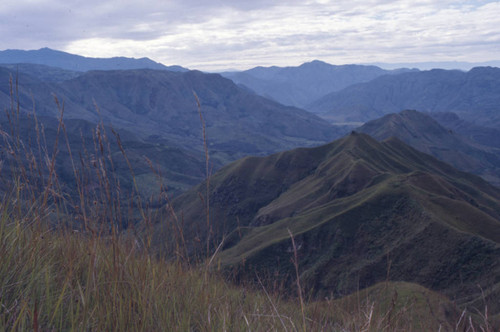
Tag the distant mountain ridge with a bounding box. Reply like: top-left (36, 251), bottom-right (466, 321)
top-left (369, 60), bottom-right (500, 71)
top-left (0, 63), bottom-right (82, 82)
top-left (358, 110), bottom-right (500, 186)
top-left (308, 67), bottom-right (500, 127)
top-left (222, 60), bottom-right (416, 108)
top-left (0, 47), bottom-right (188, 72)
top-left (0, 65), bottom-right (343, 167)
top-left (430, 112), bottom-right (500, 149)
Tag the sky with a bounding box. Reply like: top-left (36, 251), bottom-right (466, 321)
top-left (1, 0), bottom-right (500, 71)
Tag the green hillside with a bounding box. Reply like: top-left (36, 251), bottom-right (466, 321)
top-left (162, 132), bottom-right (500, 315)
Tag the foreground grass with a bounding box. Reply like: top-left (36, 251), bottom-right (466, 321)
top-left (0, 217), bottom-right (288, 331)
top-left (3, 210), bottom-right (495, 331)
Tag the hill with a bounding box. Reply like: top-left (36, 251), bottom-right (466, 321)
top-left (222, 60), bottom-right (415, 109)
top-left (358, 110), bottom-right (500, 186)
top-left (0, 47), bottom-right (187, 72)
top-left (308, 67), bottom-right (500, 127)
top-left (161, 133), bottom-right (500, 315)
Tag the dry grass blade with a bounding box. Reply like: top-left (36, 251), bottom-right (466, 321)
top-left (288, 228), bottom-right (307, 332)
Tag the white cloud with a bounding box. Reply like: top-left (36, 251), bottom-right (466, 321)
top-left (0, 0), bottom-right (499, 70)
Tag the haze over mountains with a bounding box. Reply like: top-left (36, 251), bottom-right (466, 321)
top-left (358, 110), bottom-right (500, 186)
top-left (222, 60), bottom-right (416, 109)
top-left (2, 48), bottom-right (500, 325)
top-left (308, 67), bottom-right (500, 127)
top-left (430, 112), bottom-right (500, 150)
top-left (0, 49), bottom-right (345, 192)
top-left (0, 47), bottom-right (187, 72)
top-left (0, 67), bottom-right (340, 161)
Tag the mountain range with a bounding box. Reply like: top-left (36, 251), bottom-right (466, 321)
top-left (160, 132), bottom-right (500, 314)
top-left (368, 60), bottom-right (500, 71)
top-left (358, 110), bottom-right (500, 186)
top-left (308, 67), bottom-right (500, 127)
top-left (0, 60), bottom-right (344, 192)
top-left (0, 47), bottom-right (187, 72)
top-left (430, 112), bottom-right (500, 149)
top-left (55, 69), bottom-right (341, 160)
top-left (222, 60), bottom-right (415, 109)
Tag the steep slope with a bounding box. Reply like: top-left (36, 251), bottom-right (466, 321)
top-left (358, 110), bottom-right (500, 186)
top-left (0, 47), bottom-right (187, 72)
top-left (54, 69), bottom-right (342, 162)
top-left (0, 112), bottom-right (206, 197)
top-left (309, 67), bottom-right (500, 127)
top-left (431, 112), bottom-right (500, 149)
top-left (222, 60), bottom-right (415, 108)
top-left (0, 66), bottom-right (342, 163)
top-left (161, 133), bottom-right (500, 314)
top-left (0, 63), bottom-right (82, 82)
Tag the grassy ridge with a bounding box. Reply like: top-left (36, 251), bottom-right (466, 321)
top-left (166, 132), bottom-right (500, 318)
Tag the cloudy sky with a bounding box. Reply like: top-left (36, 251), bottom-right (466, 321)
top-left (1, 0), bottom-right (499, 70)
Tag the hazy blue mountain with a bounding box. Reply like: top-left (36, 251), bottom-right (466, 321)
top-left (358, 110), bottom-right (500, 186)
top-left (222, 60), bottom-right (416, 108)
top-left (370, 60), bottom-right (500, 71)
top-left (430, 112), bottom-right (500, 149)
top-left (0, 63), bottom-right (82, 82)
top-left (308, 67), bottom-right (500, 127)
top-left (0, 67), bottom-right (343, 166)
top-left (0, 48), bottom-right (188, 72)
top-left (57, 69), bottom-right (342, 162)
top-left (0, 111), bottom-right (206, 196)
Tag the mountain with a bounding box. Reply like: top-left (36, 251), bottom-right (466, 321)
top-left (308, 67), bottom-right (500, 127)
top-left (159, 133), bottom-right (500, 314)
top-left (369, 60), bottom-right (500, 71)
top-left (0, 65), bottom-right (344, 175)
top-left (0, 111), bottom-right (207, 197)
top-left (430, 112), bottom-right (500, 149)
top-left (358, 110), bottom-right (500, 186)
top-left (0, 48), bottom-right (188, 72)
top-left (222, 60), bottom-right (416, 109)
top-left (0, 63), bottom-right (82, 82)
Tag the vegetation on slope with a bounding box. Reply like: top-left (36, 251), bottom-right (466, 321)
top-left (358, 109), bottom-right (500, 186)
top-left (165, 132), bottom-right (500, 317)
top-left (3, 202), bottom-right (480, 331)
top-left (1, 72), bottom-right (497, 331)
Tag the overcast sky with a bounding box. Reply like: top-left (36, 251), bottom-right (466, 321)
top-left (1, 0), bottom-right (499, 71)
